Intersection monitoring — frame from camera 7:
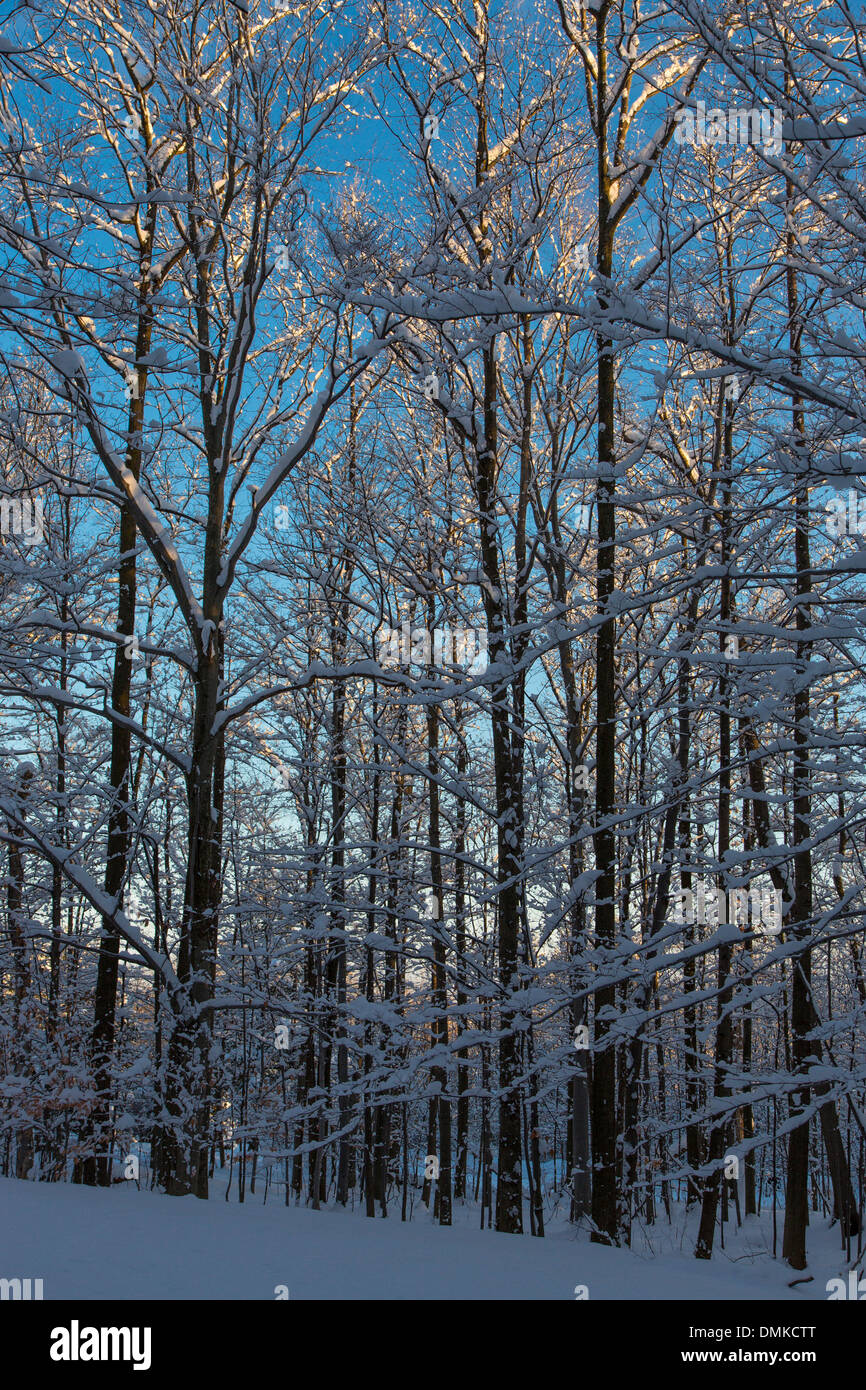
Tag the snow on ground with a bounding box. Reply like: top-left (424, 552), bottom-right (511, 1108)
top-left (0, 1175), bottom-right (854, 1300)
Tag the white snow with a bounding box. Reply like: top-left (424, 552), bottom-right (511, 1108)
top-left (0, 1176), bottom-right (849, 1301)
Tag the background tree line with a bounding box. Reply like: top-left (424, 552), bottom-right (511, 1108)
top-left (1, 0), bottom-right (866, 1269)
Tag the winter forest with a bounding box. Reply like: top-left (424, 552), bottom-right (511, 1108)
top-left (2, 0), bottom-right (866, 1307)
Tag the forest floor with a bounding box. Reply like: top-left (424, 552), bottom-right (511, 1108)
top-left (0, 1173), bottom-right (855, 1300)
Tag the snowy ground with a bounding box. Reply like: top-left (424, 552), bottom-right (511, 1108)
top-left (0, 1175), bottom-right (855, 1300)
